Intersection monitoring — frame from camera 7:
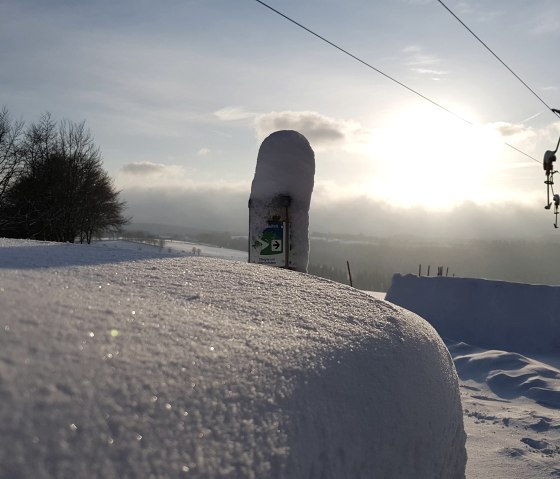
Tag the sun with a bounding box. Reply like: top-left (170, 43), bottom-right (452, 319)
top-left (365, 103), bottom-right (503, 209)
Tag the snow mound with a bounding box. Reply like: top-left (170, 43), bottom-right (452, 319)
top-left (386, 274), bottom-right (560, 354)
top-left (447, 342), bottom-right (560, 408)
top-left (250, 130), bottom-right (314, 205)
top-left (0, 239), bottom-right (466, 479)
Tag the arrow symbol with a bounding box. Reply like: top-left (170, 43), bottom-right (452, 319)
top-left (273, 240), bottom-right (281, 250)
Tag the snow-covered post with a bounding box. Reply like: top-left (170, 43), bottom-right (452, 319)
top-left (248, 130), bottom-right (315, 273)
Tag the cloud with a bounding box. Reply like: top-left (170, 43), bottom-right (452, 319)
top-left (117, 161), bottom-right (248, 192)
top-left (310, 196), bottom-right (548, 239)
top-left (491, 122), bottom-right (530, 138)
top-left (540, 121), bottom-right (560, 147)
top-left (254, 110), bottom-right (366, 149)
top-left (197, 148), bottom-right (211, 156)
top-left (401, 45), bottom-right (422, 54)
top-left (214, 107), bottom-right (256, 121)
top-left (213, 107), bottom-right (370, 151)
top-left (487, 121), bottom-right (560, 151)
top-left (411, 68), bottom-right (449, 76)
top-left (406, 55), bottom-right (440, 66)
top-left (120, 181), bottom-right (551, 239)
top-left (121, 161), bottom-right (169, 175)
top-left (122, 185), bottom-right (249, 233)
top-left (410, 67), bottom-right (449, 80)
top-left (401, 45), bottom-right (447, 78)
top-left (402, 45), bottom-right (441, 67)
top-left (484, 122), bottom-right (539, 149)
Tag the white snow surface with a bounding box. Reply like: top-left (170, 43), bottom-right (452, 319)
top-left (0, 239), bottom-right (465, 479)
top-left (249, 130), bottom-right (315, 272)
top-left (386, 274), bottom-right (560, 354)
top-left (386, 273), bottom-right (560, 478)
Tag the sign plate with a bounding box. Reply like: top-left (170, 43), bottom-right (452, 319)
top-left (250, 220), bottom-right (287, 267)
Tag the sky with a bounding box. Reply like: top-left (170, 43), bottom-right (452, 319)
top-left (2, 0), bottom-right (560, 237)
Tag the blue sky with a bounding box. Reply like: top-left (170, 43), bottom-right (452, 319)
top-left (2, 0), bottom-right (560, 236)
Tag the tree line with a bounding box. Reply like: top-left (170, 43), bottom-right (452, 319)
top-left (0, 108), bottom-right (128, 243)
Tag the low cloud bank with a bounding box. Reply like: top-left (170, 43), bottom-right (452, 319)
top-left (310, 196), bottom-right (549, 239)
top-left (120, 183), bottom-right (551, 238)
top-left (121, 187), bottom-right (248, 233)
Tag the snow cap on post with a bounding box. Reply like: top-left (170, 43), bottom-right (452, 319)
top-left (249, 130), bottom-right (315, 273)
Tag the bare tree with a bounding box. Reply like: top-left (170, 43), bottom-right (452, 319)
top-left (0, 107), bottom-right (25, 206)
top-left (1, 112), bottom-right (130, 242)
top-left (21, 112), bottom-right (57, 170)
top-left (78, 166), bottom-right (129, 244)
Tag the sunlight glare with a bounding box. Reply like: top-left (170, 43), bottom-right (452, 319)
top-left (366, 105), bottom-right (503, 209)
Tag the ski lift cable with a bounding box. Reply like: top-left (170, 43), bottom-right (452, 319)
top-left (436, 0), bottom-right (560, 121)
top-left (253, 0), bottom-right (471, 126)
top-left (252, 0), bottom-right (540, 164)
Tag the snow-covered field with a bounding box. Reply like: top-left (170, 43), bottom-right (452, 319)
top-left (112, 238), bottom-right (249, 262)
top-left (1, 239), bottom-right (558, 478)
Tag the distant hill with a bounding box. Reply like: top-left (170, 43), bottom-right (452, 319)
top-left (123, 222), bottom-right (243, 239)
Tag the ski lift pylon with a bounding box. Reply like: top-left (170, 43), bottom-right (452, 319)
top-left (543, 133), bottom-right (560, 218)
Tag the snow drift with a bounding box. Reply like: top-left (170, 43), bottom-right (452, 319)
top-left (446, 338), bottom-right (560, 479)
top-left (447, 341), bottom-right (560, 408)
top-left (0, 239), bottom-right (466, 479)
top-left (386, 274), bottom-right (560, 355)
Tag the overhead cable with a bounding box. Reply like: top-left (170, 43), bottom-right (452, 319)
top-left (253, 0), bottom-right (473, 126)
top-left (253, 0), bottom-right (539, 163)
top-left (436, 0), bottom-right (560, 120)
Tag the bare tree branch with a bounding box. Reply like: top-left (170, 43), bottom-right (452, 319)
top-left (0, 110), bottom-right (130, 242)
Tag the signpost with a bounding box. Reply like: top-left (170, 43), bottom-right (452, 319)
top-left (248, 130), bottom-right (315, 272)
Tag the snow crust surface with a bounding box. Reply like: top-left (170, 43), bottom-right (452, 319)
top-left (0, 239), bottom-right (466, 479)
